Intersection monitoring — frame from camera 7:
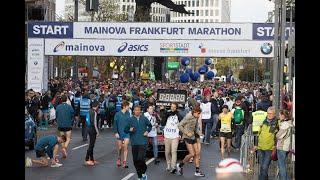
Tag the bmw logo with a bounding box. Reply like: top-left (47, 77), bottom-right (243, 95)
top-left (34, 61), bottom-right (38, 65)
top-left (261, 43), bottom-right (273, 55)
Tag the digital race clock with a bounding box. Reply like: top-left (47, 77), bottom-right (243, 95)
top-left (156, 89), bottom-right (187, 107)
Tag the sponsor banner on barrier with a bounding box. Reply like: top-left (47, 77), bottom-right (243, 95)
top-left (28, 22), bottom-right (73, 38)
top-left (73, 22), bottom-right (252, 40)
top-left (252, 23), bottom-right (295, 40)
top-left (27, 38), bottom-right (44, 92)
top-left (45, 39), bottom-right (274, 57)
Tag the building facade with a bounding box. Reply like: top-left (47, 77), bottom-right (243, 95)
top-left (65, 0), bottom-right (170, 22)
top-left (170, 0), bottom-right (231, 23)
top-left (25, 0), bottom-right (56, 21)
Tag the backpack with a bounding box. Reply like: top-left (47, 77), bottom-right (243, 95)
top-left (234, 108), bottom-right (244, 124)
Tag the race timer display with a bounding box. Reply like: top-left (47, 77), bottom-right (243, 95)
top-left (156, 89), bottom-right (187, 107)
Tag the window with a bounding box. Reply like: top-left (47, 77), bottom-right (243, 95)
top-left (185, 1), bottom-right (187, 5)
top-left (153, 7), bottom-right (155, 13)
top-left (192, 0), bottom-right (195, 7)
top-left (205, 19), bottom-right (208, 22)
top-left (123, 0), bottom-right (125, 2)
top-left (127, 5), bottom-right (130, 12)
top-left (205, 10), bottom-right (209, 16)
top-left (201, 0), bottom-right (204, 6)
top-left (196, 19), bottom-right (199, 22)
top-left (132, 0), bottom-right (134, 2)
top-left (188, 1), bottom-right (191, 7)
top-left (188, 20), bottom-right (190, 22)
top-left (210, 10), bottom-right (213, 16)
top-left (215, 0), bottom-right (219, 7)
top-left (196, 10), bottom-right (199, 16)
top-left (122, 5), bottom-right (125, 11)
top-left (192, 10), bottom-right (195, 16)
top-left (200, 10), bottom-right (203, 16)
top-left (210, 19), bottom-right (213, 22)
top-left (215, 19), bottom-right (219, 22)
top-left (210, 0), bottom-right (214, 6)
top-left (196, 0), bottom-right (199, 7)
top-left (215, 9), bottom-right (219, 16)
top-left (192, 19), bottom-right (194, 22)
top-left (205, 0), bottom-right (209, 6)
top-left (200, 19), bottom-right (203, 22)
top-left (127, 0), bottom-right (129, 2)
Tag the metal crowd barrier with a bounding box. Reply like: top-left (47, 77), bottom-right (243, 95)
top-left (240, 125), bottom-right (295, 180)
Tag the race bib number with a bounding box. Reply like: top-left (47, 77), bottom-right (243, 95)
top-left (221, 123), bottom-right (231, 132)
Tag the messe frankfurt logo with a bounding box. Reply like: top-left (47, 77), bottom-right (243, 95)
top-left (53, 41), bottom-right (65, 52)
top-left (260, 42), bottom-right (273, 55)
top-left (199, 43), bottom-right (206, 53)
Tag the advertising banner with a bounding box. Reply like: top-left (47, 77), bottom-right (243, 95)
top-left (45, 39), bottom-right (274, 57)
top-left (73, 22), bottom-right (252, 40)
top-left (27, 38), bottom-right (44, 92)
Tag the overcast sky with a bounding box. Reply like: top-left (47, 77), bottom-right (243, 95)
top-left (55, 0), bottom-right (274, 22)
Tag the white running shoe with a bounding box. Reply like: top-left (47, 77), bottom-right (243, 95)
top-left (194, 171), bottom-right (205, 177)
top-left (51, 163), bottom-right (63, 168)
top-left (25, 157), bottom-right (32, 167)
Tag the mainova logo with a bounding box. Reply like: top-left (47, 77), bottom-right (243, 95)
top-left (260, 42), bottom-right (273, 55)
top-left (53, 41), bottom-right (65, 52)
top-left (53, 41), bottom-right (105, 53)
top-left (117, 42), bottom-right (149, 53)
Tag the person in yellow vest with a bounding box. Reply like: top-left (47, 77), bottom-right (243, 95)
top-left (252, 105), bottom-right (268, 134)
top-left (217, 105), bottom-right (233, 159)
top-left (254, 106), bottom-right (279, 180)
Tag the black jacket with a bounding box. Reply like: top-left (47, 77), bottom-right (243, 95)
top-left (160, 110), bottom-right (183, 127)
top-left (211, 98), bottom-right (221, 115)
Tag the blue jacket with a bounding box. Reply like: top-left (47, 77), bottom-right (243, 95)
top-left (80, 97), bottom-right (91, 124)
top-left (35, 135), bottom-right (58, 158)
top-left (113, 110), bottom-right (131, 136)
top-left (124, 115), bottom-right (152, 146)
top-left (56, 103), bottom-right (74, 128)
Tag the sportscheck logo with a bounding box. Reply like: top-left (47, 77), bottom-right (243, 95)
top-left (53, 41), bottom-right (65, 52)
top-left (260, 42), bottom-right (273, 55)
top-left (118, 42), bottom-right (149, 53)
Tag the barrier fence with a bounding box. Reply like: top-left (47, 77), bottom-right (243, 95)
top-left (240, 124), bottom-right (295, 180)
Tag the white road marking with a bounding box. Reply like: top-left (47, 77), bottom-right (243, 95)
top-left (121, 158), bottom-right (155, 180)
top-left (146, 158), bottom-right (155, 165)
top-left (121, 173), bottom-right (135, 180)
top-left (72, 144), bottom-right (88, 150)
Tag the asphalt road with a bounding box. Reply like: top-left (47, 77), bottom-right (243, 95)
top-left (25, 128), bottom-right (240, 180)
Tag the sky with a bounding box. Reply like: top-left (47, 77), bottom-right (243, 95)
top-left (55, 0), bottom-right (275, 22)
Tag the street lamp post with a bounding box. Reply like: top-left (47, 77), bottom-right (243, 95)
top-left (72, 0), bottom-right (79, 80)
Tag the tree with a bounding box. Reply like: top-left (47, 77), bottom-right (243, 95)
top-left (238, 58), bottom-right (264, 82)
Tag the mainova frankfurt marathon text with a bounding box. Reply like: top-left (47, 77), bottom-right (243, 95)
top-left (84, 26), bottom-right (241, 35)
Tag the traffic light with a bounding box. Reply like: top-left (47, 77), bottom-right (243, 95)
top-left (283, 65), bottom-right (289, 84)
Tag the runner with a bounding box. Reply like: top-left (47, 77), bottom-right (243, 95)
top-left (177, 105), bottom-right (205, 177)
top-left (144, 104), bottom-right (160, 165)
top-left (161, 103), bottom-right (183, 173)
top-left (80, 91), bottom-right (91, 141)
top-left (124, 105), bottom-right (152, 180)
top-left (231, 98), bottom-right (245, 150)
top-left (217, 105), bottom-right (233, 159)
top-left (56, 94), bottom-right (74, 159)
top-left (200, 95), bottom-right (212, 145)
top-left (113, 101), bottom-right (131, 168)
top-left (25, 135), bottom-right (66, 168)
top-left (84, 101), bottom-right (100, 166)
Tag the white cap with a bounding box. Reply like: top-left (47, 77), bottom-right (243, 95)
top-left (215, 158), bottom-right (243, 174)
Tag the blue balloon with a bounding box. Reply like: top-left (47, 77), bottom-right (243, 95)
top-left (205, 58), bottom-right (213, 65)
top-left (203, 65), bottom-right (209, 72)
top-left (207, 71), bottom-right (215, 79)
top-left (185, 68), bottom-right (193, 75)
top-left (190, 72), bottom-right (200, 81)
top-left (198, 65), bottom-right (208, 74)
top-left (181, 57), bottom-right (190, 66)
top-left (180, 73), bottom-right (189, 83)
